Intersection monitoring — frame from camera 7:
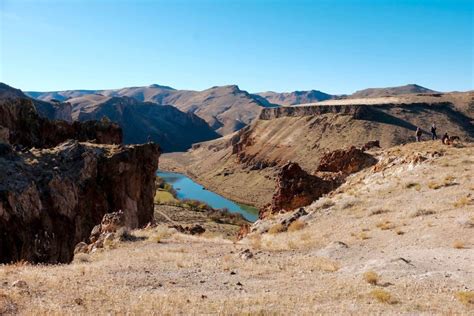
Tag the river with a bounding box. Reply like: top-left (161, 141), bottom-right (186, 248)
top-left (156, 171), bottom-right (259, 222)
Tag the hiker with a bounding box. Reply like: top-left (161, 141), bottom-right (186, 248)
top-left (442, 132), bottom-right (449, 145)
top-left (415, 127), bottom-right (422, 142)
top-left (431, 123), bottom-right (437, 140)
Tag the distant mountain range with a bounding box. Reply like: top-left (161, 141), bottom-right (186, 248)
top-left (255, 90), bottom-right (333, 106)
top-left (350, 84), bottom-right (439, 98)
top-left (28, 84), bottom-right (276, 136)
top-left (1, 83), bottom-right (218, 152)
top-left (18, 82), bottom-right (461, 152)
top-left (27, 83), bottom-right (445, 134)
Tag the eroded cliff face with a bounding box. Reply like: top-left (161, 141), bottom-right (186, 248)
top-left (0, 98), bottom-right (122, 147)
top-left (259, 162), bottom-right (342, 218)
top-left (0, 141), bottom-right (160, 263)
top-left (259, 145), bottom-right (379, 218)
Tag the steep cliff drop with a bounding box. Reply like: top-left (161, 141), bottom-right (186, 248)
top-left (0, 97), bottom-right (160, 264)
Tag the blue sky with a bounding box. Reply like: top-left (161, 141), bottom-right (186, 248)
top-left (0, 0), bottom-right (472, 94)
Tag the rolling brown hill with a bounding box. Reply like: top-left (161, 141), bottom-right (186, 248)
top-left (256, 89), bottom-right (333, 106)
top-left (350, 84), bottom-right (438, 98)
top-left (65, 94), bottom-right (219, 152)
top-left (27, 84), bottom-right (275, 135)
top-left (161, 93), bottom-right (474, 207)
top-left (3, 83), bottom-right (219, 152)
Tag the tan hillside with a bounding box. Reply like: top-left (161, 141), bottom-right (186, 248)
top-left (350, 84), bottom-right (438, 98)
top-left (1, 142), bottom-right (472, 314)
top-left (161, 96), bottom-right (474, 207)
top-left (63, 94), bottom-right (219, 152)
top-left (256, 89), bottom-right (333, 106)
top-left (27, 84), bottom-right (274, 135)
top-left (313, 91), bottom-right (474, 118)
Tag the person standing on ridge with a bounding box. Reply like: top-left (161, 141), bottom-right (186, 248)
top-left (431, 123), bottom-right (438, 140)
top-left (415, 127), bottom-right (422, 142)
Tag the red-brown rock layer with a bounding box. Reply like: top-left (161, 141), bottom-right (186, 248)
top-left (260, 146), bottom-right (378, 218)
top-left (260, 162), bottom-right (341, 218)
top-left (317, 146), bottom-right (378, 174)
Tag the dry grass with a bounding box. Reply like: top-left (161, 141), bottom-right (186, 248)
top-left (288, 220), bottom-right (306, 232)
top-left (376, 220), bottom-right (395, 230)
top-left (427, 177), bottom-right (457, 190)
top-left (405, 182), bottom-right (421, 191)
top-left (428, 181), bottom-right (442, 190)
top-left (456, 291), bottom-right (474, 306)
top-left (370, 209), bottom-right (391, 216)
top-left (363, 271), bottom-right (379, 285)
top-left (453, 196), bottom-right (472, 208)
top-left (370, 289), bottom-right (396, 304)
top-left (248, 234), bottom-right (262, 249)
top-left (320, 199), bottom-right (336, 209)
top-left (311, 257), bottom-right (340, 272)
top-left (452, 240), bottom-right (466, 249)
top-left (411, 209), bottom-right (435, 217)
top-left (268, 223), bottom-right (286, 234)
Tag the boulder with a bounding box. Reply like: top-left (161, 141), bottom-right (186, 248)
top-left (260, 162), bottom-right (341, 218)
top-left (317, 146), bottom-right (377, 174)
top-left (361, 140), bottom-right (380, 151)
top-left (0, 141), bottom-right (160, 263)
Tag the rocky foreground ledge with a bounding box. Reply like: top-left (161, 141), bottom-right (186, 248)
top-left (0, 140), bottom-right (160, 264)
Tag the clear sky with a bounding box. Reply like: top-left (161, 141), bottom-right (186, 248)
top-left (0, 0), bottom-right (472, 94)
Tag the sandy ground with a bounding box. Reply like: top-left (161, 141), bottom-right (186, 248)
top-left (0, 142), bottom-right (473, 315)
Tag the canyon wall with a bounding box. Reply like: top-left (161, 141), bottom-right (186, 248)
top-left (0, 97), bottom-right (159, 263)
top-left (0, 141), bottom-right (160, 263)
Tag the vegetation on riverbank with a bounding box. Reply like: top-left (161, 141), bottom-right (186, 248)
top-left (154, 176), bottom-right (249, 226)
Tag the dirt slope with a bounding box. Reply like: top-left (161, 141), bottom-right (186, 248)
top-left (1, 142), bottom-right (472, 314)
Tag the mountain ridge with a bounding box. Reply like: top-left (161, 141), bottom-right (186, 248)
top-left (1, 83), bottom-right (220, 152)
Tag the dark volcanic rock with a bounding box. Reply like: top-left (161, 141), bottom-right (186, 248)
top-left (0, 141), bottom-right (160, 263)
top-left (0, 98), bottom-right (121, 147)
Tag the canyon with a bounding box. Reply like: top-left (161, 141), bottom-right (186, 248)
top-left (160, 91), bottom-right (474, 207)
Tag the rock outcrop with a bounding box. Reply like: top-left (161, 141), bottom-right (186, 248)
top-left (317, 146), bottom-right (378, 174)
top-left (259, 162), bottom-right (342, 218)
top-left (260, 147), bottom-right (378, 217)
top-left (0, 98), bottom-right (122, 147)
top-left (75, 210), bottom-right (140, 254)
top-left (0, 141), bottom-right (160, 263)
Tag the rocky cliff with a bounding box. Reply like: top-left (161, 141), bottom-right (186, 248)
top-left (259, 162), bottom-right (342, 218)
top-left (0, 98), bottom-right (122, 147)
top-left (0, 141), bottom-right (160, 263)
top-left (259, 145), bottom-right (377, 218)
